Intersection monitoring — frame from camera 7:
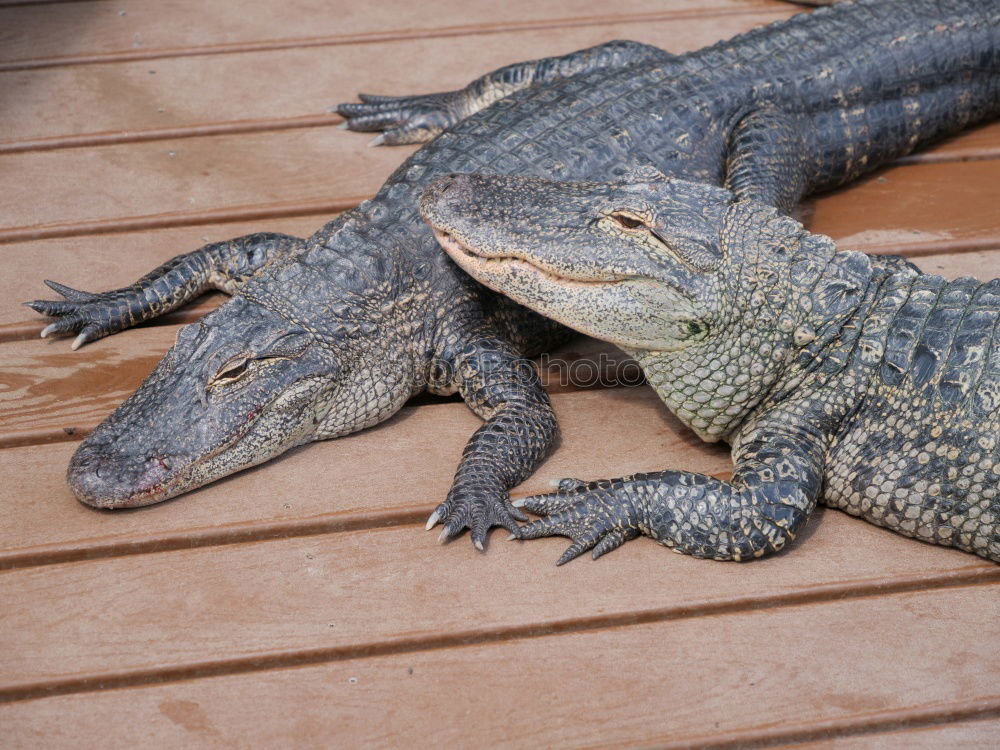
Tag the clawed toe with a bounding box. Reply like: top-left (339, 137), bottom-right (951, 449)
top-left (514, 484), bottom-right (641, 564)
top-left (334, 90), bottom-right (464, 146)
top-left (27, 280), bottom-right (119, 349)
top-left (425, 486), bottom-right (527, 551)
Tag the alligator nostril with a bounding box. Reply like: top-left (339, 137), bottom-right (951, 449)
top-left (442, 174), bottom-right (475, 207)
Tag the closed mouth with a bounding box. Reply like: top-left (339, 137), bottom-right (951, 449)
top-left (431, 227), bottom-right (629, 287)
top-left (70, 395), bottom-right (274, 509)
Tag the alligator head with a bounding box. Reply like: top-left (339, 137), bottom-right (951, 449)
top-left (421, 170), bottom-right (737, 352)
top-left (70, 239), bottom-right (425, 508)
top-left (421, 170), bottom-right (872, 441)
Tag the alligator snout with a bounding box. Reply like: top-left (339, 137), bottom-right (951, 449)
top-left (419, 173), bottom-right (482, 226)
top-left (425, 172), bottom-right (475, 203)
top-left (68, 438), bottom-right (181, 509)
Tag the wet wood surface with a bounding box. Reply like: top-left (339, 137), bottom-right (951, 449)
top-left (1, 1), bottom-right (998, 747)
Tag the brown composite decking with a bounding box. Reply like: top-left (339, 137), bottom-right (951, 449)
top-left (1, 0), bottom-right (998, 746)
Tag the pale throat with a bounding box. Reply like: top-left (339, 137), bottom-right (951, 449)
top-left (622, 343), bottom-right (771, 444)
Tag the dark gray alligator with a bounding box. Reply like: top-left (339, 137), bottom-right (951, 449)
top-left (27, 0), bottom-right (999, 551)
top-left (421, 171), bottom-right (1000, 564)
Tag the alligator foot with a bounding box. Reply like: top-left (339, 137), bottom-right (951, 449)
top-left (426, 482), bottom-right (529, 552)
top-left (26, 280), bottom-right (136, 349)
top-left (513, 478), bottom-right (640, 565)
top-left (26, 233), bottom-right (305, 350)
top-left (334, 90), bottom-right (466, 146)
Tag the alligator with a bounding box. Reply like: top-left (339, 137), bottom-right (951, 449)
top-left (421, 171), bottom-right (1000, 564)
top-left (27, 0), bottom-right (999, 551)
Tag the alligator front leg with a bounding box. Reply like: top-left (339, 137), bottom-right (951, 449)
top-left (335, 40), bottom-right (669, 146)
top-left (26, 232), bottom-right (303, 348)
top-left (515, 421), bottom-right (827, 563)
top-left (724, 106), bottom-right (808, 213)
top-left (428, 334), bottom-right (559, 550)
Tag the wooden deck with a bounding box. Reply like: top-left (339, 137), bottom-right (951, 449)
top-left (1, 1), bottom-right (998, 746)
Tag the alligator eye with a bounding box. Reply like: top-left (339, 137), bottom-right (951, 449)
top-left (212, 357), bottom-right (251, 385)
top-left (610, 212), bottom-right (646, 230)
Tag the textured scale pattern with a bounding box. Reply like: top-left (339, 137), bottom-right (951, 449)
top-left (826, 277), bottom-right (1000, 556)
top-left (26, 0), bottom-right (1000, 551)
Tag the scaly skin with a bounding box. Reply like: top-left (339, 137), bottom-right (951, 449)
top-left (422, 171), bottom-right (1000, 564)
top-left (26, 0), bottom-right (1000, 551)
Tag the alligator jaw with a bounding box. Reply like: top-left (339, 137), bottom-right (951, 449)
top-left (431, 226), bottom-right (627, 289)
top-left (69, 398), bottom-right (267, 509)
top-left (432, 227), bottom-right (553, 281)
top-left (68, 365), bottom-right (325, 510)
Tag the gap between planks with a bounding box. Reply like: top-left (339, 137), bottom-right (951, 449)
top-left (1, 202), bottom-right (994, 253)
top-left (0, 195), bottom-right (364, 244)
top-left (628, 698), bottom-right (1000, 750)
top-left (5, 114), bottom-right (1000, 160)
top-left (0, 569), bottom-right (996, 704)
top-left (0, 5), bottom-right (780, 73)
top-left (0, 0), bottom-right (101, 5)
top-left (0, 114), bottom-right (344, 155)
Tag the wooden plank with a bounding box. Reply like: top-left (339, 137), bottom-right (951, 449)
top-left (0, 0), bottom-right (91, 5)
top-left (795, 718), bottom-right (1000, 749)
top-left (0, 387), bottom-right (726, 565)
top-left (1, 586), bottom-right (997, 746)
top-left (806, 160), bottom-right (1000, 257)
top-left (2, 128), bottom-right (997, 246)
top-left (7, 245), bottom-right (999, 448)
top-left (3, 243), bottom-right (994, 450)
top-left (0, 514), bottom-right (994, 692)
top-left (915, 247), bottom-right (1000, 279)
top-left (898, 121), bottom-right (1000, 164)
top-left (0, 325), bottom-right (189, 448)
top-left (0, 134), bottom-right (1000, 248)
top-left (0, 0), bottom-right (785, 69)
top-left (0, 14), bottom-right (797, 150)
top-left (0, 127), bottom-right (416, 237)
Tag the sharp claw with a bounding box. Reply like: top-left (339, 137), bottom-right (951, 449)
top-left (358, 93), bottom-right (395, 103)
top-left (506, 533), bottom-right (518, 541)
top-left (511, 497), bottom-right (526, 508)
top-left (43, 279), bottom-right (93, 301)
top-left (71, 332), bottom-right (88, 350)
top-left (368, 134), bottom-right (385, 148)
top-left (40, 323), bottom-right (58, 338)
top-left (437, 527), bottom-right (451, 545)
top-left (556, 545), bottom-right (584, 566)
top-left (473, 538), bottom-right (484, 552)
top-left (425, 509), bottom-right (441, 530)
